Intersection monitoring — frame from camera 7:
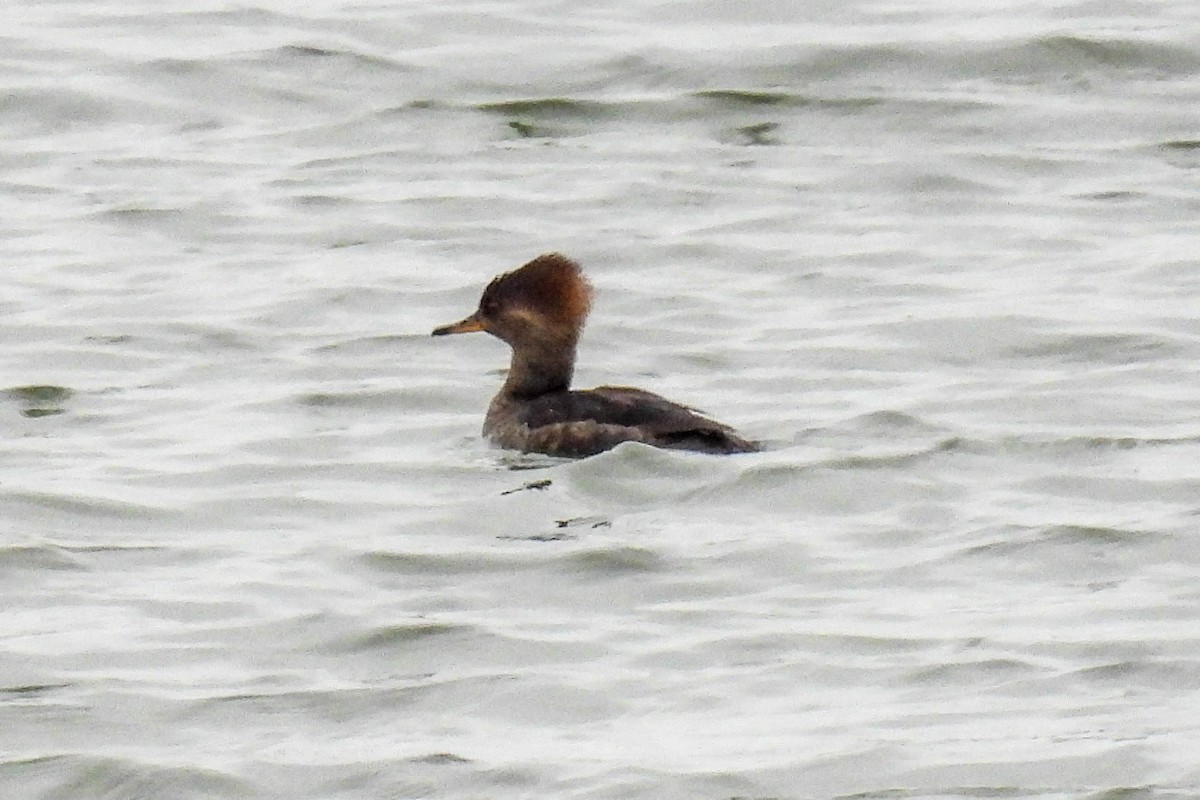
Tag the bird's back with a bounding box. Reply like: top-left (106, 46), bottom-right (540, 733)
top-left (486, 385), bottom-right (758, 457)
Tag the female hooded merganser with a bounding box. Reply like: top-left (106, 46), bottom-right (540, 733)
top-left (432, 253), bottom-right (758, 458)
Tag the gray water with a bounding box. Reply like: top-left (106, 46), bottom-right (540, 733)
top-left (3, 2), bottom-right (1200, 798)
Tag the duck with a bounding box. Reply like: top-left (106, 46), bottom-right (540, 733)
top-left (432, 253), bottom-right (758, 458)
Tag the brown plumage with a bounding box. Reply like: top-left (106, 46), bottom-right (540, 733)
top-left (432, 253), bottom-right (758, 458)
top-left (482, 253), bottom-right (592, 330)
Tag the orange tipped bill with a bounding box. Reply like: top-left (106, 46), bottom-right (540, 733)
top-left (432, 312), bottom-right (485, 336)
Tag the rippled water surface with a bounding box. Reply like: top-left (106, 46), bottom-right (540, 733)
top-left (3, 1), bottom-right (1200, 798)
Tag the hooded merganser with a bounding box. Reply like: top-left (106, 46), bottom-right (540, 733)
top-left (432, 253), bottom-right (758, 458)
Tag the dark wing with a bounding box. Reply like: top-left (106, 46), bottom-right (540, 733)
top-left (516, 386), bottom-right (758, 455)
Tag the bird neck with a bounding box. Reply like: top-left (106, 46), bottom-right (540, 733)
top-left (502, 338), bottom-right (577, 398)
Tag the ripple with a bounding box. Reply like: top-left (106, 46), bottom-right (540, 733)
top-left (1071, 659), bottom-right (1200, 691)
top-left (769, 34), bottom-right (1200, 83)
top-left (330, 622), bottom-right (466, 653)
top-left (3, 490), bottom-right (174, 523)
top-left (1161, 139), bottom-right (1200, 151)
top-left (5, 384), bottom-right (73, 418)
top-left (905, 658), bottom-right (1044, 688)
top-left (694, 89), bottom-right (885, 111)
top-left (0, 755), bottom-right (253, 800)
top-left (563, 546), bottom-right (665, 575)
top-left (358, 550), bottom-right (534, 576)
top-left (0, 545), bottom-right (86, 573)
top-left (1044, 524), bottom-right (1150, 546)
top-left (1009, 332), bottom-right (1188, 364)
top-left (476, 97), bottom-right (621, 118)
top-left (0, 683), bottom-right (71, 698)
top-left (266, 44), bottom-right (412, 74)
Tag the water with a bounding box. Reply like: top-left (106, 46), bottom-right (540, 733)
top-left (3, 1), bottom-right (1200, 798)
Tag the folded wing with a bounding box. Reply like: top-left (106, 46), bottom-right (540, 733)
top-left (515, 386), bottom-right (758, 456)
